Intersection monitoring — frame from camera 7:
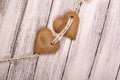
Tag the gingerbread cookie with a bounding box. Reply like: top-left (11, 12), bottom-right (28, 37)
top-left (34, 28), bottom-right (60, 54)
top-left (53, 11), bottom-right (79, 39)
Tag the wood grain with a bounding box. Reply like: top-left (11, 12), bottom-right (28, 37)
top-left (0, 0), bottom-right (27, 80)
top-left (62, 0), bottom-right (112, 80)
top-left (34, 0), bottom-right (78, 80)
top-left (0, 0), bottom-right (120, 80)
top-left (89, 0), bottom-right (120, 80)
top-left (6, 0), bottom-right (53, 80)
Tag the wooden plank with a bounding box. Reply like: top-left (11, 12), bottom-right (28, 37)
top-left (1, 0), bottom-right (119, 80)
top-left (34, 0), bottom-right (78, 80)
top-left (89, 0), bottom-right (120, 80)
top-left (6, 0), bottom-right (53, 80)
top-left (62, 0), bottom-right (111, 80)
top-left (0, 0), bottom-right (27, 80)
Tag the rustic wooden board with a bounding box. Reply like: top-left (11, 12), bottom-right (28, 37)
top-left (89, 0), bottom-right (120, 80)
top-left (0, 0), bottom-right (27, 80)
top-left (6, 0), bottom-right (53, 80)
top-left (34, 0), bottom-right (78, 80)
top-left (0, 0), bottom-right (120, 80)
top-left (62, 0), bottom-right (112, 80)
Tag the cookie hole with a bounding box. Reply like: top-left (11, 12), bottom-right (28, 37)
top-left (51, 42), bottom-right (55, 45)
top-left (70, 16), bottom-right (74, 18)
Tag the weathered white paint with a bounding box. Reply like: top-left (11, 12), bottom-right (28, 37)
top-left (0, 0), bottom-right (27, 80)
top-left (6, 0), bottom-right (53, 80)
top-left (34, 0), bottom-right (78, 80)
top-left (89, 0), bottom-right (120, 80)
top-left (0, 0), bottom-right (119, 80)
top-left (62, 0), bottom-right (113, 80)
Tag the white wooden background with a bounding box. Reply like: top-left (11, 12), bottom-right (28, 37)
top-left (0, 0), bottom-right (120, 80)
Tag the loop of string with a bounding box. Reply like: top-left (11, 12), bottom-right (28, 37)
top-left (0, 0), bottom-right (91, 63)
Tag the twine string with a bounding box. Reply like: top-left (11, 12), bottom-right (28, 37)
top-left (0, 0), bottom-right (91, 63)
top-left (74, 0), bottom-right (83, 12)
top-left (0, 54), bottom-right (39, 63)
top-left (51, 16), bottom-right (73, 45)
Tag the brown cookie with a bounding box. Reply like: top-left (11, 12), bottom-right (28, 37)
top-left (53, 11), bottom-right (79, 39)
top-left (34, 28), bottom-right (60, 54)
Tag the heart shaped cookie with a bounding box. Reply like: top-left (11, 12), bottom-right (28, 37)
top-left (53, 11), bottom-right (79, 39)
top-left (34, 28), bottom-right (60, 54)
